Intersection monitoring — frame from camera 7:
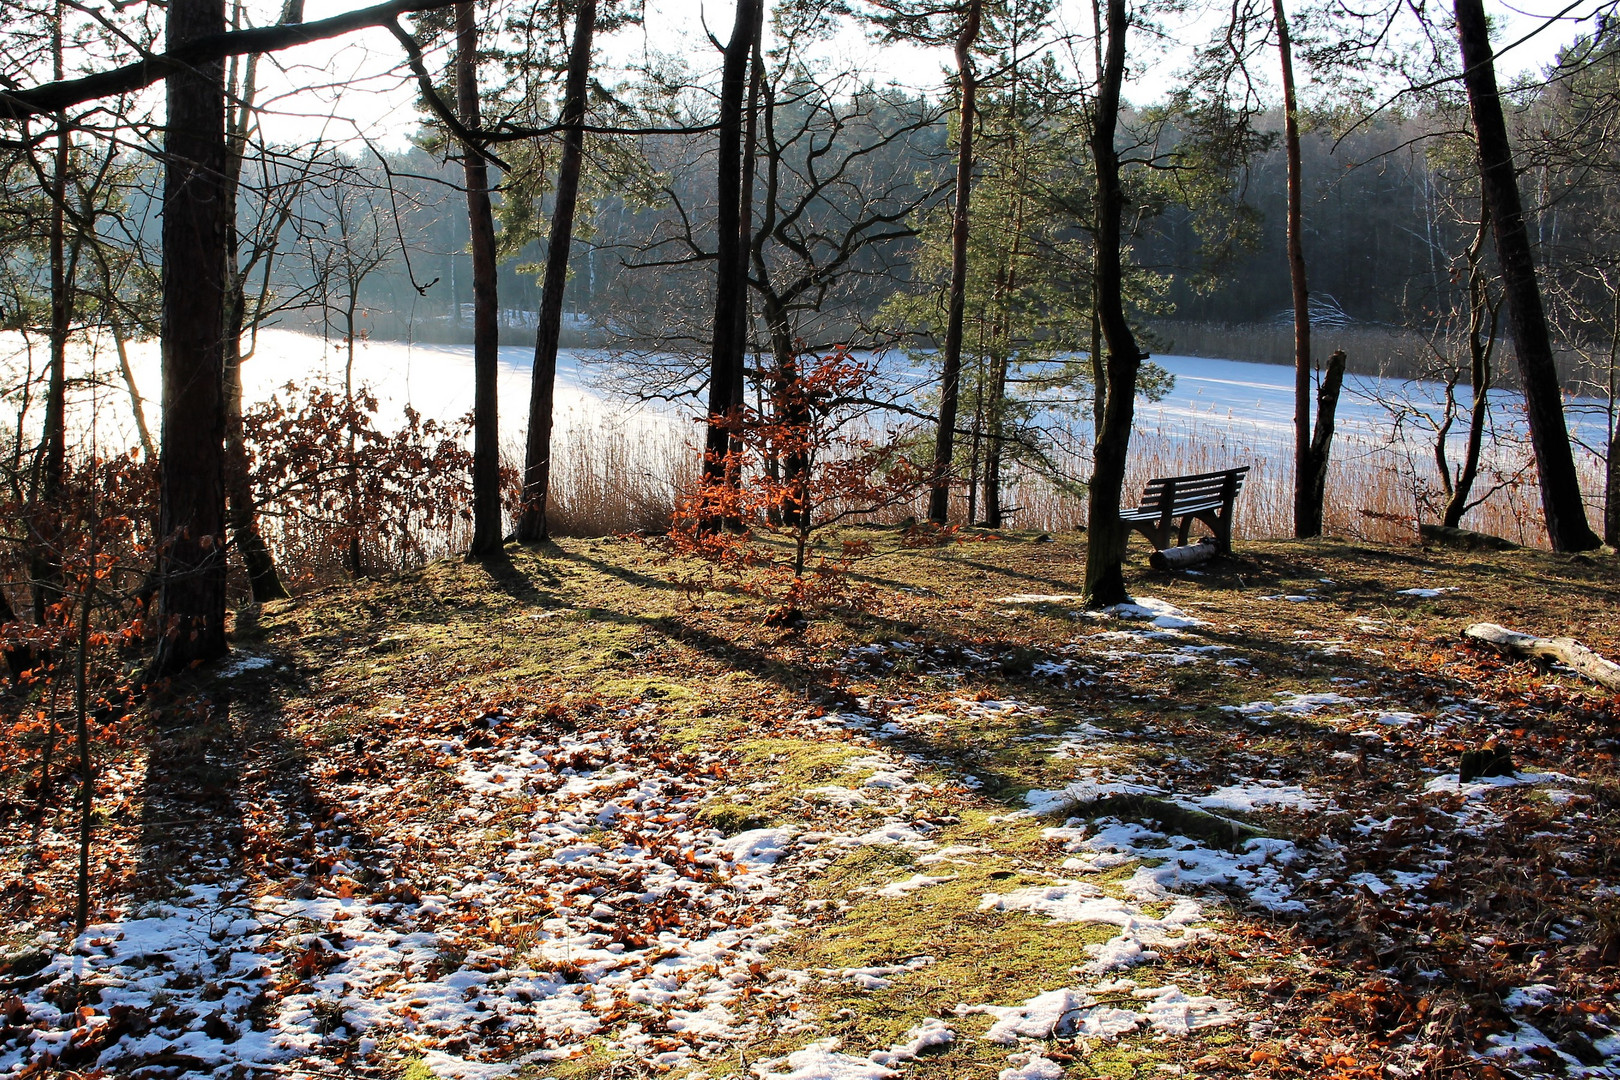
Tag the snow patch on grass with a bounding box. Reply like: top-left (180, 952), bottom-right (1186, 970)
top-left (1185, 781), bottom-right (1322, 813)
top-left (756, 1019), bottom-right (953, 1080)
top-left (958, 983), bottom-right (1238, 1045)
top-left (1103, 597), bottom-right (1207, 629)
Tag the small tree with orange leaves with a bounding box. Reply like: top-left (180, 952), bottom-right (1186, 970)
top-left (665, 346), bottom-right (925, 616)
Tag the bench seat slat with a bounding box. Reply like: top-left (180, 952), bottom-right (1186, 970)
top-left (1141, 480), bottom-right (1238, 496)
top-left (1135, 488), bottom-right (1239, 509)
top-left (1140, 466), bottom-right (1249, 488)
top-left (1122, 498), bottom-right (1227, 520)
top-left (1141, 474), bottom-right (1248, 494)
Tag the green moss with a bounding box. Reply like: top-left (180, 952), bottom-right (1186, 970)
top-left (696, 801), bottom-right (779, 836)
top-left (398, 1058), bottom-right (435, 1080)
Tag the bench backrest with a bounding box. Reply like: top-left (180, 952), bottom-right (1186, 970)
top-left (1137, 466), bottom-right (1250, 513)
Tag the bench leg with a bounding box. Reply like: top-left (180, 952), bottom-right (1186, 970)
top-left (1177, 516), bottom-right (1193, 547)
top-left (1123, 522), bottom-right (1166, 559)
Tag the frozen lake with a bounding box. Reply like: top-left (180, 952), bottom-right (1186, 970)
top-left (3, 327), bottom-right (1607, 469)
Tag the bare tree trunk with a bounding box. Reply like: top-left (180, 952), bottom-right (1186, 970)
top-left (700, 0), bottom-right (763, 521)
top-left (723, 21), bottom-right (763, 528)
top-left (1607, 411), bottom-right (1619, 546)
top-left (1088, 0), bottom-right (1106, 446)
top-left (1454, 0), bottom-right (1599, 551)
top-left (1443, 209), bottom-right (1496, 530)
top-left (984, 182), bottom-right (1026, 530)
top-left (1606, 289), bottom-right (1619, 546)
top-left (516, 0), bottom-right (597, 544)
top-left (72, 523), bottom-right (93, 931)
top-left (153, 0), bottom-right (230, 675)
top-left (459, 0), bottom-right (504, 558)
top-left (31, 3), bottom-right (69, 626)
top-left (735, 25), bottom-right (762, 387)
top-left (343, 302), bottom-right (363, 576)
top-left (1082, 0), bottom-right (1143, 607)
top-left (221, 43), bottom-right (288, 600)
top-left (983, 350), bottom-right (1010, 527)
top-left (1090, 304), bottom-right (1104, 440)
top-left (1274, 0), bottom-right (1315, 538)
top-left (0, 587), bottom-right (30, 682)
top-left (765, 309), bottom-right (806, 527)
top-left (926, 0), bottom-right (982, 524)
top-left (1302, 349), bottom-right (1346, 532)
top-left (223, 292), bottom-right (288, 599)
top-left (967, 354), bottom-right (984, 525)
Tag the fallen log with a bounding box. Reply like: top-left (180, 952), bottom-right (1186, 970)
top-left (1464, 622), bottom-right (1620, 692)
top-left (1420, 523), bottom-right (1519, 551)
top-left (1149, 538), bottom-right (1220, 572)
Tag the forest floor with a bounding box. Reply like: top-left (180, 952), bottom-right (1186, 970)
top-left (2, 529), bottom-right (1620, 1080)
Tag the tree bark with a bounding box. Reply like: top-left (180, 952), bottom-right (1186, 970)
top-left (1605, 290), bottom-right (1618, 547)
top-left (1443, 209), bottom-right (1495, 530)
top-left (29, 4), bottom-right (69, 628)
top-left (1465, 622), bottom-right (1620, 692)
top-left (459, 0), bottom-right (504, 558)
top-left (984, 178), bottom-right (1026, 530)
top-left (926, 0), bottom-right (983, 524)
top-left (515, 0), bottom-right (597, 544)
top-left (723, 21), bottom-right (763, 526)
top-left (700, 0), bottom-right (763, 518)
top-left (1454, 0), bottom-right (1599, 551)
top-left (1274, 0), bottom-right (1315, 538)
top-left (153, 0), bottom-right (230, 675)
top-left (1149, 538), bottom-right (1219, 571)
top-left (1607, 380), bottom-right (1618, 546)
top-left (1301, 348), bottom-right (1345, 534)
top-left (1082, 0), bottom-right (1144, 607)
top-left (221, 44), bottom-right (288, 600)
top-left (0, 587), bottom-right (32, 682)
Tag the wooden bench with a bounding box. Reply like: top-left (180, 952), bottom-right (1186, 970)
top-left (1120, 466), bottom-right (1249, 553)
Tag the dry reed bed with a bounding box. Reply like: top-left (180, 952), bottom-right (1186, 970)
top-left (245, 404), bottom-right (1598, 598)
top-left (528, 417), bottom-right (1574, 548)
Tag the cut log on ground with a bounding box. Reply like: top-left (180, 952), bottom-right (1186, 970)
top-left (1149, 539), bottom-right (1220, 571)
top-left (1420, 523), bottom-right (1520, 551)
top-left (1464, 622), bottom-right (1620, 692)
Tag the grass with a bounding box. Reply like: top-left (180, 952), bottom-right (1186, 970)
top-left (6, 527), bottom-right (1619, 1078)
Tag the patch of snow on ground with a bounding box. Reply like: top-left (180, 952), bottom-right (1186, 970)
top-left (756, 1020), bottom-right (953, 1080)
top-left (1424, 770), bottom-right (1580, 799)
top-left (825, 957), bottom-right (936, 991)
top-left (863, 874), bottom-right (956, 899)
top-left (1225, 691), bottom-right (1357, 716)
top-left (1104, 597), bottom-right (1206, 629)
top-left (958, 983), bottom-right (1238, 1047)
top-left (993, 593), bottom-right (1084, 605)
top-left (217, 653), bottom-right (275, 677)
top-left (1020, 773), bottom-right (1164, 816)
top-left (997, 1053), bottom-right (1067, 1080)
top-left (1186, 781), bottom-right (1322, 812)
top-left (0, 885), bottom-right (288, 1075)
top-left (417, 1049), bottom-right (518, 1079)
top-left (1038, 818), bottom-right (1307, 914)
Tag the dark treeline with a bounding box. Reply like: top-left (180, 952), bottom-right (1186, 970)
top-left (179, 111), bottom-right (1540, 345)
top-left (167, 98), bottom-right (1610, 377)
